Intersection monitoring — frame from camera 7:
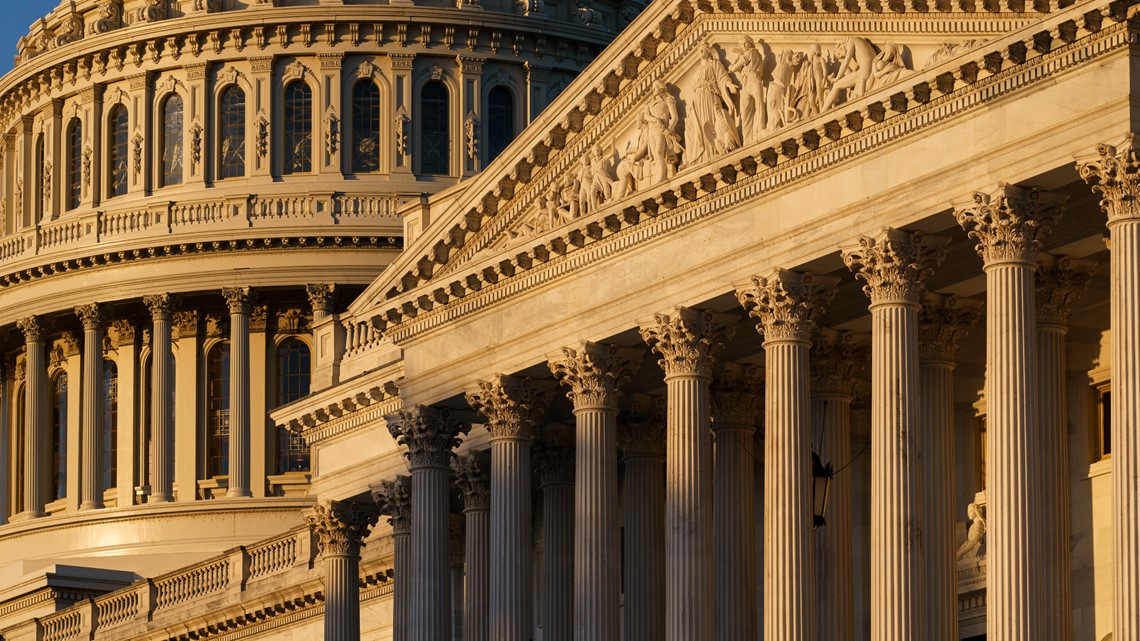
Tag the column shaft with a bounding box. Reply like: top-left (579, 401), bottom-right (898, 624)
top-left (394, 531), bottom-right (411, 641)
top-left (324, 553), bottom-right (362, 641)
top-left (623, 454), bottom-right (664, 641)
top-left (920, 360), bottom-right (957, 641)
top-left (544, 481), bottom-right (574, 641)
top-left (812, 393), bottom-right (853, 641)
top-left (411, 464), bottom-right (451, 641)
top-left (78, 306), bottom-right (104, 510)
top-left (1037, 324), bottom-right (1072, 641)
top-left (490, 436), bottom-right (532, 641)
top-left (225, 289), bottom-right (251, 498)
top-left (574, 405), bottom-right (619, 641)
top-left (21, 322), bottom-right (46, 518)
top-left (714, 424), bottom-right (756, 641)
top-left (464, 507), bottom-right (489, 641)
top-left (147, 298), bottom-right (174, 502)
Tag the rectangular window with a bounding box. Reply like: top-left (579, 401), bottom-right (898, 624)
top-left (1092, 382), bottom-right (1111, 462)
top-left (974, 415), bottom-right (987, 493)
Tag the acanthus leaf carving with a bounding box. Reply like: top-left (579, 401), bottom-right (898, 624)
top-left (955, 184), bottom-right (1065, 265)
top-left (451, 454), bottom-right (490, 510)
top-left (711, 362), bottom-right (763, 428)
top-left (1036, 255), bottom-right (1095, 328)
top-left (841, 228), bottom-right (947, 306)
top-left (385, 405), bottom-right (467, 469)
top-left (918, 293), bottom-right (981, 362)
top-left (809, 331), bottom-right (867, 397)
top-left (464, 112), bottom-right (479, 161)
top-left (548, 341), bottom-right (643, 409)
top-left (1078, 138), bottom-right (1140, 225)
top-left (394, 107), bottom-right (410, 161)
top-left (619, 393), bottom-right (666, 457)
top-left (638, 306), bottom-right (737, 379)
top-left (305, 500), bottom-right (380, 558)
top-left (464, 374), bottom-right (554, 440)
top-left (736, 269), bottom-right (837, 344)
top-left (371, 475), bottom-right (411, 534)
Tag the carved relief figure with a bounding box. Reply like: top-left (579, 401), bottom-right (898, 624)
top-left (799, 44), bottom-right (831, 120)
top-left (823, 37), bottom-right (879, 110)
top-left (684, 44), bottom-right (741, 166)
top-left (922, 39), bottom-right (986, 69)
top-left (628, 81), bottom-right (681, 184)
top-left (872, 42), bottom-right (907, 88)
top-left (957, 502), bottom-right (987, 560)
top-left (729, 36), bottom-right (768, 143)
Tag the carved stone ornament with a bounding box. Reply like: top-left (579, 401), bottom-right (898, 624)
top-left (711, 362), bottom-right (763, 427)
top-left (736, 269), bottom-right (837, 344)
top-left (464, 374), bottom-right (554, 440)
top-left (282, 60), bottom-right (308, 84)
top-left (394, 107), bottom-right (410, 160)
top-left (533, 432), bottom-right (575, 485)
top-left (143, 293), bottom-right (175, 320)
top-left (841, 228), bottom-right (947, 306)
top-left (325, 113), bottom-right (340, 156)
top-left (1036, 255), bottom-right (1095, 328)
top-left (222, 286), bottom-right (253, 314)
top-left (17, 316), bottom-right (46, 343)
top-left (306, 283), bottom-right (336, 316)
top-left (451, 454), bottom-right (490, 510)
top-left (639, 306), bottom-right (737, 379)
top-left (1078, 138), bottom-right (1140, 225)
top-left (172, 309), bottom-right (199, 338)
top-left (137, 0), bottom-right (168, 23)
top-left (464, 112), bottom-right (479, 161)
top-left (195, 0), bottom-right (223, 13)
top-left (59, 331), bottom-right (80, 358)
top-left (548, 341), bottom-right (643, 410)
top-left (82, 146), bottom-right (92, 187)
top-left (955, 184), bottom-right (1066, 266)
top-left (809, 331), bottom-right (867, 398)
top-left (371, 475), bottom-right (412, 533)
top-left (132, 134), bottom-right (143, 176)
top-left (305, 500), bottom-right (380, 558)
top-left (91, 0), bottom-right (124, 35)
top-left (256, 116), bottom-right (270, 158)
top-left (385, 405), bottom-right (468, 469)
top-left (191, 123), bottom-right (203, 166)
top-left (74, 303), bottom-right (104, 331)
top-left (249, 305), bottom-right (269, 332)
top-left (110, 319), bottom-right (136, 347)
top-left (356, 60), bottom-right (376, 79)
top-left (53, 7), bottom-right (83, 48)
top-left (918, 293), bottom-right (981, 363)
top-left (619, 393), bottom-right (666, 458)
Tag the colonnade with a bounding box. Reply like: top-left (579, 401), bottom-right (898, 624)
top-left (308, 144), bottom-right (1140, 641)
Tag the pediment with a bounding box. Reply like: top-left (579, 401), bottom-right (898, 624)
top-left (354, 0), bottom-right (1100, 330)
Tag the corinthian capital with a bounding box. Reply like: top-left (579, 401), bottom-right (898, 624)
top-left (841, 228), bottom-right (947, 306)
top-left (305, 500), bottom-right (380, 558)
top-left (533, 430), bottom-right (575, 486)
top-left (74, 304), bottom-right (104, 330)
top-left (221, 286), bottom-right (253, 314)
top-left (619, 393), bottom-right (666, 458)
top-left (143, 293), bottom-right (176, 320)
top-left (371, 475), bottom-right (412, 534)
top-left (548, 341), bottom-right (643, 410)
top-left (16, 316), bottom-right (45, 343)
top-left (711, 362), bottom-right (762, 429)
top-left (1036, 254), bottom-right (1095, 328)
top-left (810, 330), bottom-right (867, 397)
top-left (385, 405), bottom-right (467, 469)
top-left (306, 283), bottom-right (336, 317)
top-left (451, 454), bottom-right (490, 511)
top-left (918, 293), bottom-right (982, 362)
top-left (1078, 137), bottom-right (1140, 225)
top-left (465, 375), bottom-right (554, 440)
top-left (954, 184), bottom-right (1066, 266)
top-left (735, 269), bottom-right (837, 344)
top-left (639, 306), bottom-right (737, 379)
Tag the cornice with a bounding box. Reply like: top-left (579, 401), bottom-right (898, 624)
top-left (271, 365), bottom-right (403, 446)
top-left (369, 0), bottom-right (1133, 342)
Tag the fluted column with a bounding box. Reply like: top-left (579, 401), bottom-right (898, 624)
top-left (549, 342), bottom-right (642, 641)
top-left (75, 304), bottom-right (105, 511)
top-left (143, 294), bottom-right (175, 503)
top-left (373, 476), bottom-right (412, 641)
top-left (450, 517), bottom-right (465, 641)
top-left (387, 406), bottom-right (468, 641)
top-left (710, 363), bottom-right (761, 641)
top-left (17, 316), bottom-right (46, 519)
top-left (842, 228), bottom-right (945, 641)
top-left (222, 286), bottom-right (252, 498)
top-left (956, 185), bottom-right (1064, 641)
top-left (850, 400), bottom-right (872, 641)
top-left (619, 395), bottom-right (666, 641)
top-left (306, 500), bottom-right (380, 641)
top-left (1040, 256), bottom-right (1093, 641)
top-left (534, 434), bottom-right (575, 641)
top-left (918, 294), bottom-right (980, 641)
top-left (452, 455), bottom-right (490, 641)
top-left (466, 375), bottom-right (553, 641)
top-left (639, 308), bottom-right (736, 641)
top-left (737, 269), bottom-right (838, 641)
top-left (809, 332), bottom-right (865, 641)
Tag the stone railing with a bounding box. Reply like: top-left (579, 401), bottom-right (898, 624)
top-left (342, 316), bottom-right (384, 359)
top-left (31, 525), bottom-right (319, 640)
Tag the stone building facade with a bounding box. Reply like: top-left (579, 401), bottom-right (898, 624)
top-left (0, 0), bottom-right (1134, 639)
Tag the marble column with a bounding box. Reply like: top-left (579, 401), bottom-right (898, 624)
top-left (373, 475), bottom-right (412, 641)
top-left (737, 269), bottom-right (837, 641)
top-left (222, 286), bottom-right (252, 498)
top-left (956, 185), bottom-right (1064, 641)
top-left (16, 316), bottom-right (46, 519)
top-left (534, 433), bottom-right (575, 641)
top-left (640, 307), bottom-right (736, 641)
top-left (452, 455), bottom-right (490, 641)
top-left (142, 294), bottom-right (175, 503)
top-left (618, 395), bottom-right (665, 641)
top-left (386, 406), bottom-right (467, 641)
top-left (549, 342), bottom-right (642, 641)
top-left (1036, 255), bottom-right (1093, 641)
top-left (710, 362), bottom-right (761, 641)
top-left (306, 500), bottom-right (380, 641)
top-left (450, 516), bottom-right (465, 641)
top-left (466, 375), bottom-right (553, 641)
top-left (849, 400), bottom-right (872, 641)
top-left (917, 293), bottom-right (980, 641)
top-left (809, 331), bottom-right (865, 641)
top-left (843, 228), bottom-right (945, 641)
top-left (75, 304), bottom-right (104, 511)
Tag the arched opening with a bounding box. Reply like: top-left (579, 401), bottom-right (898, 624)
top-left (107, 105), bottom-right (129, 198)
top-left (487, 86), bottom-right (516, 163)
top-left (284, 82), bottom-right (313, 174)
top-left (421, 81), bottom-right (450, 175)
top-left (205, 342), bottom-right (230, 478)
top-left (351, 80), bottom-right (381, 174)
top-left (66, 119), bottom-right (82, 210)
top-left (219, 87), bottom-right (246, 179)
top-left (102, 361), bottom-right (118, 491)
top-left (161, 95), bottom-right (184, 187)
top-left (275, 339), bottom-right (311, 473)
top-left (50, 372), bottom-right (67, 502)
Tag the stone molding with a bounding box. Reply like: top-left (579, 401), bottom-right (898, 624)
top-left (371, 475), bottom-right (412, 534)
top-left (954, 183), bottom-right (1066, 266)
top-left (384, 405), bottom-right (468, 469)
top-left (841, 228), bottom-right (947, 307)
top-left (736, 269), bottom-right (837, 344)
top-left (1078, 136), bottom-right (1140, 225)
top-left (1035, 254), bottom-right (1095, 328)
top-left (464, 374), bottom-right (555, 440)
top-left (276, 380), bottom-right (401, 446)
top-left (305, 500), bottom-right (380, 558)
top-left (451, 454), bottom-right (491, 510)
top-left (638, 306), bottom-right (737, 379)
top-left (548, 341), bottom-right (643, 410)
top-left (918, 292), bottom-right (982, 362)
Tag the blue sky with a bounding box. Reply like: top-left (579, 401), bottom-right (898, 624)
top-left (0, 2), bottom-right (63, 77)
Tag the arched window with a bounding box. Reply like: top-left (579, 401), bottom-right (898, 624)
top-left (284, 82), bottom-right (312, 174)
top-left (66, 120), bottom-right (82, 211)
top-left (108, 105), bottom-right (129, 198)
top-left (487, 86), bottom-right (515, 163)
top-left (219, 87), bottom-right (246, 179)
top-left (206, 342), bottom-right (230, 478)
top-left (161, 95), bottom-right (183, 187)
top-left (10, 385), bottom-right (25, 516)
top-left (51, 372), bottom-right (68, 502)
top-left (421, 81), bottom-right (450, 175)
top-left (103, 361), bottom-right (118, 491)
top-left (276, 339), bottom-right (311, 473)
top-left (33, 134), bottom-right (45, 221)
top-left (351, 81), bottom-right (381, 174)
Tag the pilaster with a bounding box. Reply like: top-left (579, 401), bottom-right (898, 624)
top-left (317, 54), bottom-right (344, 176)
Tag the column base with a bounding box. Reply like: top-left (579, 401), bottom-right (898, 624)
top-left (149, 494), bottom-right (172, 504)
top-left (78, 500), bottom-right (104, 511)
top-left (226, 489), bottom-right (253, 498)
top-left (8, 510), bottom-right (44, 523)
